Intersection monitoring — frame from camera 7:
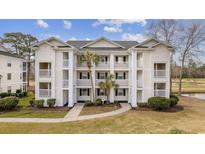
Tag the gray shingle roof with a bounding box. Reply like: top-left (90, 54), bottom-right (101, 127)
top-left (0, 45), bottom-right (24, 59)
top-left (67, 40), bottom-right (139, 50)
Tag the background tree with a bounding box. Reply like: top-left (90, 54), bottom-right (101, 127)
top-left (1, 32), bottom-right (38, 87)
top-left (177, 21), bottom-right (205, 95)
top-left (147, 19), bottom-right (179, 94)
top-left (99, 74), bottom-right (119, 104)
top-left (78, 51), bottom-right (99, 102)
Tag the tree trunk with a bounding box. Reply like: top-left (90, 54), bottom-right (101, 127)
top-left (89, 69), bottom-right (95, 102)
top-left (178, 56), bottom-right (185, 96)
top-left (27, 61), bottom-right (30, 88)
top-left (106, 89), bottom-right (109, 104)
top-left (170, 55), bottom-right (173, 94)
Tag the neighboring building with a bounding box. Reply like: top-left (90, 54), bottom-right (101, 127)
top-left (0, 46), bottom-right (27, 93)
top-left (32, 37), bottom-right (174, 107)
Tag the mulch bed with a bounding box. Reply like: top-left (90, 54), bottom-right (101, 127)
top-left (133, 105), bottom-right (184, 112)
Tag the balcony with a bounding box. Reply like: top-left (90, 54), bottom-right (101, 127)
top-left (95, 79), bottom-right (104, 86)
top-left (63, 59), bottom-right (69, 67)
top-left (96, 62), bottom-right (110, 69)
top-left (114, 62), bottom-right (128, 69)
top-left (39, 69), bottom-right (51, 78)
top-left (154, 90), bottom-right (166, 97)
top-left (116, 79), bottom-right (128, 86)
top-left (154, 70), bottom-right (166, 78)
top-left (63, 80), bottom-right (69, 88)
top-left (137, 60), bottom-right (143, 68)
top-left (39, 89), bottom-right (51, 98)
top-left (137, 80), bottom-right (142, 88)
top-left (77, 79), bottom-right (91, 86)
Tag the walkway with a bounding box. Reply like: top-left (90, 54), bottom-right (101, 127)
top-left (0, 103), bottom-right (131, 123)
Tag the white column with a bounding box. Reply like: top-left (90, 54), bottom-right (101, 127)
top-left (68, 50), bottom-right (74, 107)
top-left (110, 54), bottom-right (114, 103)
top-left (92, 64), bottom-right (96, 102)
top-left (131, 50), bottom-right (137, 107)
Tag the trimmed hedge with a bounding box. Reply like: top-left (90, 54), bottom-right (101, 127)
top-left (29, 99), bottom-right (35, 107)
top-left (95, 98), bottom-right (102, 106)
top-left (0, 92), bottom-right (9, 98)
top-left (148, 96), bottom-right (171, 111)
top-left (35, 99), bottom-right (44, 108)
top-left (47, 98), bottom-right (56, 107)
top-left (0, 96), bottom-right (19, 111)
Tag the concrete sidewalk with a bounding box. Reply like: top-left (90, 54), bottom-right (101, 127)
top-left (0, 103), bottom-right (131, 123)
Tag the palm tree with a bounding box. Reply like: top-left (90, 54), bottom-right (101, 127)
top-left (99, 74), bottom-right (119, 104)
top-left (78, 50), bottom-right (99, 102)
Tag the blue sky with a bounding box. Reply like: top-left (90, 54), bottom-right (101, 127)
top-left (0, 19), bottom-right (148, 41)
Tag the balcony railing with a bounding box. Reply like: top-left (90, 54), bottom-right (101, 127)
top-left (63, 80), bottom-right (69, 88)
top-left (63, 59), bottom-right (69, 67)
top-left (77, 79), bottom-right (91, 86)
top-left (137, 80), bottom-right (142, 88)
top-left (116, 79), bottom-right (128, 86)
top-left (154, 90), bottom-right (166, 97)
top-left (39, 69), bottom-right (51, 78)
top-left (114, 62), bottom-right (128, 68)
top-left (96, 62), bottom-right (110, 68)
top-left (154, 70), bottom-right (166, 78)
top-left (39, 89), bottom-right (51, 97)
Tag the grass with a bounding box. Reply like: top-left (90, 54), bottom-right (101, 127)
top-left (80, 103), bottom-right (120, 116)
top-left (0, 93), bottom-right (68, 118)
top-left (0, 96), bottom-right (205, 133)
top-left (172, 78), bottom-right (205, 93)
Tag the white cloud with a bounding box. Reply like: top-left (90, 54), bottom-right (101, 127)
top-left (104, 26), bottom-right (122, 33)
top-left (39, 34), bottom-right (60, 40)
top-left (85, 38), bottom-right (91, 40)
top-left (69, 37), bottom-right (77, 41)
top-left (36, 19), bottom-right (49, 28)
top-left (122, 33), bottom-right (147, 42)
top-left (93, 19), bottom-right (147, 33)
top-left (63, 20), bottom-right (72, 29)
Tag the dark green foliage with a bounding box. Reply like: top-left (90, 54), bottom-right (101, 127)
top-left (148, 96), bottom-right (171, 111)
top-left (0, 92), bottom-right (9, 98)
top-left (35, 99), bottom-right (44, 108)
top-left (47, 98), bottom-right (56, 108)
top-left (22, 92), bottom-right (27, 97)
top-left (29, 99), bottom-right (35, 107)
top-left (0, 96), bottom-right (19, 111)
top-left (95, 98), bottom-right (102, 106)
top-left (85, 101), bottom-right (94, 106)
top-left (16, 89), bottom-right (22, 94)
top-left (170, 94), bottom-right (179, 101)
top-left (170, 98), bottom-right (178, 107)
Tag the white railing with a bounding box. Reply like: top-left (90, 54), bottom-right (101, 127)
top-left (39, 89), bottom-right (51, 97)
top-left (63, 59), bottom-right (69, 67)
top-left (154, 90), bottom-right (166, 97)
top-left (96, 62), bottom-right (110, 68)
top-left (39, 69), bottom-right (51, 78)
top-left (77, 96), bottom-right (91, 101)
top-left (137, 80), bottom-right (142, 88)
top-left (116, 79), bottom-right (128, 86)
top-left (63, 80), bottom-right (69, 88)
top-left (154, 70), bottom-right (166, 78)
top-left (114, 62), bottom-right (128, 68)
top-left (77, 79), bottom-right (91, 86)
top-left (114, 96), bottom-right (128, 101)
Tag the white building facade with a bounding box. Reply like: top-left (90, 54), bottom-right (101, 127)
top-left (32, 37), bottom-right (174, 107)
top-left (0, 46), bottom-right (27, 93)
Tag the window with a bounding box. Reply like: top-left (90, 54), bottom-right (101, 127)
top-left (97, 72), bottom-right (108, 79)
top-left (115, 72), bottom-right (126, 79)
top-left (7, 62), bottom-right (11, 67)
top-left (115, 56), bottom-right (127, 63)
top-left (7, 73), bottom-right (11, 80)
top-left (97, 89), bottom-right (106, 96)
top-left (115, 89), bottom-right (126, 96)
top-left (7, 86), bottom-right (11, 93)
top-left (99, 56), bottom-right (108, 63)
top-left (79, 72), bottom-right (90, 79)
top-left (80, 89), bottom-right (90, 96)
top-left (154, 83), bottom-right (166, 97)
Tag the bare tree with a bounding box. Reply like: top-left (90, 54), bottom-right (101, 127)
top-left (147, 19), bottom-right (179, 94)
top-left (178, 21), bottom-right (205, 95)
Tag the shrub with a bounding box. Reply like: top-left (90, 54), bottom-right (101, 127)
top-left (0, 92), bottom-right (8, 98)
top-left (170, 98), bottom-right (178, 107)
top-left (148, 96), bottom-right (170, 111)
top-left (85, 100), bottom-right (94, 106)
top-left (16, 89), bottom-right (22, 94)
top-left (35, 99), bottom-right (44, 108)
top-left (47, 98), bottom-right (56, 108)
top-left (10, 93), bottom-right (16, 96)
top-left (170, 128), bottom-right (186, 134)
top-left (95, 98), bottom-right (102, 106)
top-left (170, 94), bottom-right (179, 102)
top-left (22, 92), bottom-right (27, 97)
top-left (16, 93), bottom-right (24, 98)
top-left (0, 96), bottom-right (19, 111)
top-left (29, 99), bottom-right (35, 107)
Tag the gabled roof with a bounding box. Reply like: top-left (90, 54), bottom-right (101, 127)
top-left (31, 37), bottom-right (74, 48)
top-left (0, 45), bottom-right (25, 59)
top-left (80, 37), bottom-right (126, 49)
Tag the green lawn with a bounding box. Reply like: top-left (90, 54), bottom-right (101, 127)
top-left (0, 96), bottom-right (205, 133)
top-left (0, 93), bottom-right (68, 118)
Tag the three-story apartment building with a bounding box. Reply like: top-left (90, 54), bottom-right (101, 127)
top-left (32, 37), bottom-right (174, 107)
top-left (0, 46), bottom-right (27, 93)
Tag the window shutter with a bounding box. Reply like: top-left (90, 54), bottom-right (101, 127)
top-left (87, 72), bottom-right (90, 79)
top-left (80, 89), bottom-right (82, 96)
top-left (116, 72), bottom-right (118, 79)
top-left (105, 72), bottom-right (108, 78)
top-left (105, 56), bottom-right (108, 62)
top-left (123, 72), bottom-right (126, 79)
top-left (115, 89), bottom-right (118, 96)
top-left (87, 89), bottom-right (90, 96)
top-left (123, 56), bottom-right (126, 62)
top-left (97, 72), bottom-right (100, 79)
top-left (116, 56), bottom-right (118, 62)
top-left (123, 89), bottom-right (126, 96)
top-left (80, 72), bottom-right (82, 79)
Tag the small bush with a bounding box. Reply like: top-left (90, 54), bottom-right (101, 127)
top-left (47, 98), bottom-right (56, 108)
top-left (35, 99), bottom-right (44, 108)
top-left (170, 128), bottom-right (186, 134)
top-left (0, 96), bottom-right (19, 111)
top-left (29, 99), bottom-right (35, 107)
top-left (170, 98), bottom-right (178, 107)
top-left (0, 92), bottom-right (8, 98)
top-left (16, 89), bottom-right (22, 94)
top-left (95, 98), bottom-right (102, 106)
top-left (170, 94), bottom-right (179, 101)
top-left (148, 96), bottom-right (170, 111)
top-left (22, 92), bottom-right (27, 97)
top-left (16, 93), bottom-right (24, 98)
top-left (85, 100), bottom-right (94, 106)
